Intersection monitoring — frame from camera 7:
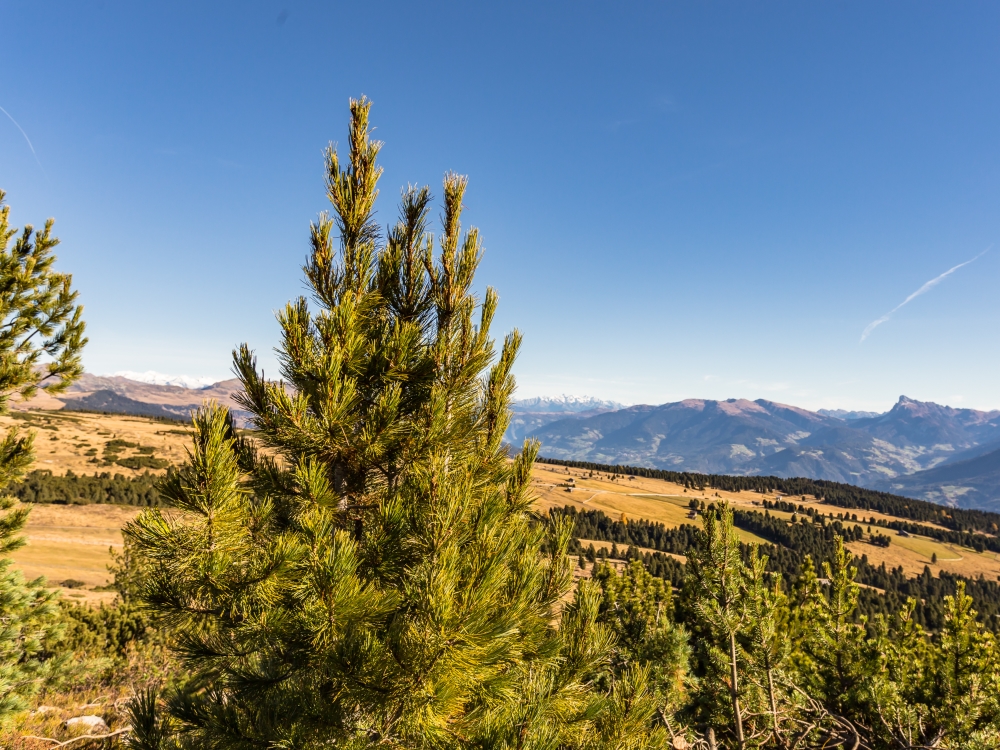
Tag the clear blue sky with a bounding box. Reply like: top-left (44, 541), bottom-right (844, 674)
top-left (3, 2), bottom-right (998, 411)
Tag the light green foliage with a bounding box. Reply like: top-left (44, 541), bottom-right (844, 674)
top-left (931, 583), bottom-right (1000, 744)
top-left (125, 99), bottom-right (628, 750)
top-left (0, 190), bottom-right (86, 725)
top-left (740, 550), bottom-right (794, 746)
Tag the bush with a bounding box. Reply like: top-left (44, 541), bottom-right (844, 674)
top-left (115, 456), bottom-right (169, 470)
top-left (9, 470), bottom-right (168, 506)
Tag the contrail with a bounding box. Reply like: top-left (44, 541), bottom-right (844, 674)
top-left (860, 246), bottom-right (991, 342)
top-left (0, 104), bottom-right (45, 174)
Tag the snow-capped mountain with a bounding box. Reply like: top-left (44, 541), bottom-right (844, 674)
top-left (511, 395), bottom-right (626, 414)
top-left (506, 395), bottom-right (626, 445)
top-left (112, 370), bottom-right (220, 389)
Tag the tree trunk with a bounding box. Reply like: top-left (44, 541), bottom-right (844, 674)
top-left (729, 632), bottom-right (745, 749)
top-left (766, 666), bottom-right (781, 746)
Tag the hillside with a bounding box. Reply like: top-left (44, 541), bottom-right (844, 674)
top-left (0, 409), bottom-right (191, 477)
top-left (15, 372), bottom-right (247, 421)
top-left (880, 445), bottom-right (1000, 509)
top-left (1, 412), bottom-right (191, 605)
top-left (531, 460), bottom-right (1000, 581)
top-left (13, 373), bottom-right (1000, 509)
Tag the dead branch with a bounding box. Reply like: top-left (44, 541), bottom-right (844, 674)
top-left (22, 727), bottom-right (131, 748)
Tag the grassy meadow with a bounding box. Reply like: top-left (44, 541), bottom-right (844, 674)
top-left (2, 409), bottom-right (191, 477)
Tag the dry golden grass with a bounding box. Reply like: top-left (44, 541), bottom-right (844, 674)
top-left (530, 462), bottom-right (954, 527)
top-left (1, 410), bottom-right (192, 478)
top-left (531, 463), bottom-right (1000, 570)
top-left (533, 463), bottom-right (774, 545)
top-left (10, 503), bottom-right (141, 606)
top-left (1, 412), bottom-right (191, 605)
top-left (848, 536), bottom-right (1000, 579)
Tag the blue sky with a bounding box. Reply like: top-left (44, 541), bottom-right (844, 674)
top-left (3, 2), bottom-right (998, 411)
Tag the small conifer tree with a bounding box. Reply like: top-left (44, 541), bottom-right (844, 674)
top-left (126, 100), bottom-right (624, 749)
top-left (593, 559), bottom-right (689, 739)
top-left (741, 550), bottom-right (791, 744)
top-left (795, 538), bottom-right (871, 715)
top-left (683, 502), bottom-right (751, 748)
top-left (0, 190), bottom-right (87, 724)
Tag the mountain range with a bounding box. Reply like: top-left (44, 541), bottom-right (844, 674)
top-left (15, 374), bottom-right (1000, 510)
top-left (18, 373), bottom-right (247, 422)
top-left (512, 396), bottom-right (1000, 510)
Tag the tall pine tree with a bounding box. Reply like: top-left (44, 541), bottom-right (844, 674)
top-left (126, 99), bottom-right (633, 750)
top-left (0, 190), bottom-right (87, 725)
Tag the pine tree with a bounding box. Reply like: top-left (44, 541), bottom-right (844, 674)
top-left (0, 190), bottom-right (87, 724)
top-left (126, 99), bottom-right (622, 750)
top-left (740, 549), bottom-right (792, 746)
top-left (924, 582), bottom-right (1000, 746)
top-left (796, 538), bottom-right (871, 715)
top-left (866, 598), bottom-right (936, 748)
top-left (865, 582), bottom-right (1000, 748)
top-left (683, 502), bottom-right (750, 748)
top-left (788, 538), bottom-right (877, 748)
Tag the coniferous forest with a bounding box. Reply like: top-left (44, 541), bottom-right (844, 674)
top-left (3, 102), bottom-right (1000, 749)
